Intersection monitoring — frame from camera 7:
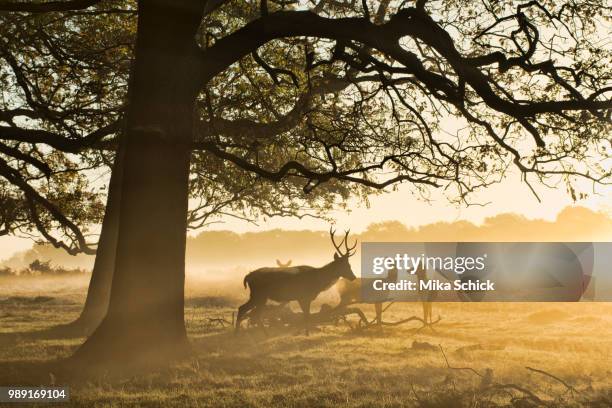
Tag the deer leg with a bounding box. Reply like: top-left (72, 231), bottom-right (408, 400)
top-left (375, 302), bottom-right (383, 327)
top-left (421, 302), bottom-right (427, 324)
top-left (236, 298), bottom-right (257, 332)
top-left (421, 301), bottom-right (432, 324)
top-left (250, 305), bottom-right (269, 336)
top-left (298, 299), bottom-right (311, 336)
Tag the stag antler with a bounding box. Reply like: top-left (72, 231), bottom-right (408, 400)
top-left (330, 227), bottom-right (345, 255)
top-left (343, 230), bottom-right (357, 256)
top-left (330, 227), bottom-right (357, 257)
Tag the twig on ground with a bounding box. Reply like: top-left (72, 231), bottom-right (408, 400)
top-left (382, 315), bottom-right (441, 328)
top-left (482, 383), bottom-right (547, 406)
top-left (438, 344), bottom-right (552, 407)
top-left (438, 344), bottom-right (484, 377)
top-left (525, 366), bottom-right (579, 395)
top-left (205, 317), bottom-right (232, 328)
top-left (410, 383), bottom-right (422, 405)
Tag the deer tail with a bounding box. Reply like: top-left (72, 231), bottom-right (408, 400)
top-left (243, 273), bottom-right (250, 289)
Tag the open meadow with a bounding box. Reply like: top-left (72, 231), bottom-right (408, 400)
top-left (1, 274), bottom-right (611, 407)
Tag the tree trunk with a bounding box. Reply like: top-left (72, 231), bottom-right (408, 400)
top-left (71, 0), bottom-right (205, 369)
top-left (65, 144), bottom-right (124, 335)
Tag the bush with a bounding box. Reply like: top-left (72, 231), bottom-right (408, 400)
top-left (0, 260), bottom-right (89, 277)
top-left (0, 267), bottom-right (13, 277)
top-left (28, 259), bottom-right (53, 274)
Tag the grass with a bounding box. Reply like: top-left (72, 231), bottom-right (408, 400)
top-left (1, 275), bottom-right (611, 407)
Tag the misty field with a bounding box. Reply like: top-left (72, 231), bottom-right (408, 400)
top-left (1, 275), bottom-right (611, 407)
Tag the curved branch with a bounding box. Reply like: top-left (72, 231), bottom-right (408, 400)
top-left (0, 121), bottom-right (121, 152)
top-left (199, 9), bottom-right (610, 125)
top-left (0, 0), bottom-right (101, 13)
top-left (0, 142), bottom-right (51, 177)
top-left (0, 157), bottom-right (95, 254)
top-left (194, 141), bottom-right (440, 191)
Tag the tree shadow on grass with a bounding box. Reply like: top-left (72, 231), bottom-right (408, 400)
top-left (0, 324), bottom-right (87, 349)
top-left (0, 360), bottom-right (64, 386)
top-left (0, 325), bottom-right (87, 386)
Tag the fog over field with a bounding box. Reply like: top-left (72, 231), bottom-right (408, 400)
top-left (2, 206), bottom-right (611, 278)
top-left (2, 278), bottom-right (612, 407)
top-left (1, 207), bottom-right (612, 406)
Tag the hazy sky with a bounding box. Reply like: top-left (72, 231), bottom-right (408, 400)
top-left (2, 113), bottom-right (610, 258)
top-left (2, 166), bottom-right (610, 259)
top-left (230, 171), bottom-right (612, 232)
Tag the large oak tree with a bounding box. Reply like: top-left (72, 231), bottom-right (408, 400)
top-left (1, 2), bottom-right (349, 334)
top-left (1, 0), bottom-right (610, 369)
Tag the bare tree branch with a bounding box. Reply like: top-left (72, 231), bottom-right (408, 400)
top-left (0, 0), bottom-right (101, 13)
top-left (0, 156), bottom-right (95, 254)
top-left (0, 121), bottom-right (121, 152)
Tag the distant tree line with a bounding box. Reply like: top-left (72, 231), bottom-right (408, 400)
top-left (0, 259), bottom-right (87, 277)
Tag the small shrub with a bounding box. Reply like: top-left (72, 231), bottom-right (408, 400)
top-left (0, 267), bottom-right (13, 277)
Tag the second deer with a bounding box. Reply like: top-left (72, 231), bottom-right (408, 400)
top-left (335, 267), bottom-right (398, 326)
top-left (415, 266), bottom-right (436, 324)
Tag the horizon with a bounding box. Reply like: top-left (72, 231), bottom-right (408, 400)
top-left (3, 204), bottom-right (611, 273)
top-left (2, 169), bottom-right (611, 260)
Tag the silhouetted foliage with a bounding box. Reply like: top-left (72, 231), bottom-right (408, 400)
top-left (1, 0), bottom-right (610, 255)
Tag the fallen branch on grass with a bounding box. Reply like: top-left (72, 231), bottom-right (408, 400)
top-left (525, 366), bottom-right (579, 395)
top-left (205, 317), bottom-right (232, 328)
top-left (242, 302), bottom-right (438, 333)
top-left (380, 315), bottom-right (441, 328)
top-left (333, 301), bottom-right (441, 331)
top-left (438, 344), bottom-right (552, 406)
top-left (438, 344), bottom-right (484, 378)
top-left (482, 383), bottom-right (547, 406)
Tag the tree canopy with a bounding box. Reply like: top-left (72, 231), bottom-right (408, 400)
top-left (0, 0), bottom-right (610, 368)
top-left (1, 1), bottom-right (609, 254)
top-left (0, 1), bottom-right (358, 252)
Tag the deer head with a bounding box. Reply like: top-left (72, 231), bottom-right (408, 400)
top-left (276, 259), bottom-right (292, 267)
top-left (330, 227), bottom-right (357, 281)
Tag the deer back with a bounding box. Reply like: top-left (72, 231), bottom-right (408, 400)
top-left (245, 263), bottom-right (342, 303)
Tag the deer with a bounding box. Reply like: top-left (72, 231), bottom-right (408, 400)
top-left (415, 266), bottom-right (436, 324)
top-left (236, 228), bottom-right (357, 334)
top-left (335, 267), bottom-right (399, 326)
top-left (244, 260), bottom-right (292, 329)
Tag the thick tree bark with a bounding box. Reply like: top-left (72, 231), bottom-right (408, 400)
top-left (64, 144), bottom-right (124, 334)
top-left (71, 0), bottom-right (205, 368)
